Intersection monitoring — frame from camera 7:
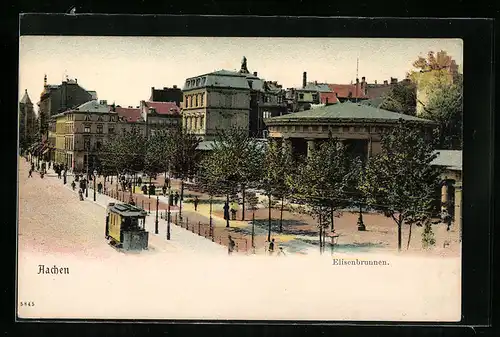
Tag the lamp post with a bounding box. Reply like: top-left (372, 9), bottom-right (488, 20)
top-left (93, 169), bottom-right (97, 202)
top-left (166, 174), bottom-right (171, 240)
top-left (209, 195), bottom-right (214, 241)
top-left (85, 152), bottom-right (89, 198)
top-left (155, 196), bottom-right (159, 234)
top-left (251, 210), bottom-right (255, 253)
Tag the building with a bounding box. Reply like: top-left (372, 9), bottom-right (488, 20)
top-left (150, 86), bottom-right (183, 106)
top-left (19, 89), bottom-right (37, 148)
top-left (40, 75), bottom-right (96, 161)
top-left (264, 101), bottom-right (436, 161)
top-left (430, 150), bottom-right (462, 229)
top-left (51, 100), bottom-right (118, 171)
top-left (139, 100), bottom-right (182, 137)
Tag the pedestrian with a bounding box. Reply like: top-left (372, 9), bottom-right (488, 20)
top-left (31, 163), bottom-right (35, 172)
top-left (71, 180), bottom-right (76, 190)
top-left (162, 184), bottom-right (167, 196)
top-left (142, 184), bottom-right (147, 195)
top-left (169, 192), bottom-right (174, 206)
top-left (137, 176), bottom-right (142, 186)
top-left (128, 181), bottom-right (132, 191)
top-left (230, 201), bottom-right (238, 220)
top-left (174, 191), bottom-right (179, 206)
top-left (78, 188), bottom-right (84, 201)
top-left (228, 235), bottom-right (235, 255)
top-left (48, 161), bottom-right (51, 170)
top-left (63, 170), bottom-right (67, 185)
top-left (28, 169), bottom-right (32, 177)
top-left (193, 196), bottom-right (199, 211)
top-left (98, 182), bottom-right (103, 194)
top-left (268, 239), bottom-right (275, 255)
top-left (223, 201), bottom-right (230, 221)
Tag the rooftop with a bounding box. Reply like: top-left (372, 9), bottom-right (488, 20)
top-left (144, 101), bottom-right (180, 115)
top-left (74, 100), bottom-right (110, 113)
top-left (114, 106), bottom-right (142, 122)
top-left (265, 101), bottom-right (436, 124)
top-left (20, 90), bottom-right (33, 105)
top-left (430, 150), bottom-right (462, 171)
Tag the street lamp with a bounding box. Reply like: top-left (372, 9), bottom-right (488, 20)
top-left (166, 177), bottom-right (171, 240)
top-left (93, 169), bottom-right (97, 202)
top-left (209, 195), bottom-right (214, 241)
top-left (155, 196), bottom-right (159, 234)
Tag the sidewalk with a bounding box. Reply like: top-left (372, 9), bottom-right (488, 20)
top-left (56, 178), bottom-right (227, 256)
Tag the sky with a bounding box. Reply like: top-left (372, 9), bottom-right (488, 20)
top-left (19, 36), bottom-right (463, 114)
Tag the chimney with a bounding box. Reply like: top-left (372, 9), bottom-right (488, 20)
top-left (390, 77), bottom-right (398, 84)
top-left (173, 85), bottom-right (177, 89)
top-left (374, 80), bottom-right (378, 84)
top-left (75, 78), bottom-right (77, 83)
top-left (253, 72), bottom-right (258, 76)
top-left (314, 80), bottom-right (317, 85)
top-left (356, 78), bottom-right (359, 84)
top-left (383, 80), bottom-right (388, 85)
top-left (303, 72), bottom-right (307, 89)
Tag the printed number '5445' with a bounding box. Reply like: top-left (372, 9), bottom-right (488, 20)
top-left (20, 301), bottom-right (35, 307)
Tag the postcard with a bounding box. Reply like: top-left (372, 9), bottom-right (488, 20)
top-left (17, 35), bottom-right (463, 321)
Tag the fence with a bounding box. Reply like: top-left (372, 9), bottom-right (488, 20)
top-left (171, 215), bottom-right (251, 254)
top-left (100, 186), bottom-right (251, 254)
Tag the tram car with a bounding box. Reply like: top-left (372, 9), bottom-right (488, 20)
top-left (105, 203), bottom-right (149, 251)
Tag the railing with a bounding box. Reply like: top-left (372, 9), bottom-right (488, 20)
top-left (172, 215), bottom-right (250, 254)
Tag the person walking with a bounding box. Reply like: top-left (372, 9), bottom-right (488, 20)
top-left (97, 181), bottom-right (103, 194)
top-left (228, 235), bottom-right (235, 255)
top-left (268, 239), bottom-right (275, 255)
top-left (193, 196), bottom-right (199, 211)
top-left (223, 201), bottom-right (230, 221)
top-left (162, 184), bottom-right (167, 197)
top-left (71, 180), bottom-right (76, 191)
top-left (78, 188), bottom-right (84, 201)
top-left (28, 168), bottom-right (33, 177)
top-left (174, 191), bottom-right (179, 206)
top-left (169, 192), bottom-right (174, 206)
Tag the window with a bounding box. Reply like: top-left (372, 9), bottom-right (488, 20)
top-left (299, 94), bottom-right (304, 100)
top-left (96, 141), bottom-right (102, 150)
top-left (343, 126), bottom-right (350, 133)
top-left (200, 93), bottom-right (204, 106)
top-left (85, 114), bottom-right (91, 121)
top-left (84, 125), bottom-right (91, 133)
top-left (83, 138), bottom-right (91, 150)
top-left (109, 127), bottom-right (115, 134)
top-left (97, 115), bottom-right (103, 121)
top-left (97, 124), bottom-right (103, 134)
top-left (194, 95), bottom-right (198, 107)
top-left (196, 78), bottom-right (200, 86)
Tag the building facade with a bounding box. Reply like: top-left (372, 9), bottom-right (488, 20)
top-left (19, 89), bottom-right (37, 148)
top-left (52, 100), bottom-right (119, 172)
top-left (40, 76), bottom-right (96, 161)
top-left (182, 57), bottom-right (288, 140)
top-left (139, 100), bottom-right (182, 137)
top-left (264, 101), bottom-right (436, 161)
top-left (182, 69), bottom-right (251, 140)
top-left (150, 86), bottom-right (183, 106)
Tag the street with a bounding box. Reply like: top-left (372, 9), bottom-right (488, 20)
top-left (18, 157), bottom-right (461, 321)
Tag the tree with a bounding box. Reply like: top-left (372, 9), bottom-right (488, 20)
top-left (380, 81), bottom-right (417, 116)
top-left (97, 125), bottom-right (146, 198)
top-left (208, 127), bottom-right (264, 226)
top-left (360, 120), bottom-right (443, 251)
top-left (261, 139), bottom-right (295, 234)
top-left (408, 50), bottom-right (461, 118)
top-left (169, 128), bottom-right (202, 219)
top-left (290, 136), bottom-right (358, 243)
top-left (419, 76), bottom-right (463, 149)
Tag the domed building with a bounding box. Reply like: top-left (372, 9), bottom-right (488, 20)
top-left (264, 101), bottom-right (436, 161)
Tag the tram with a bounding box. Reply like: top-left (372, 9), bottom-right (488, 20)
top-left (105, 203), bottom-right (149, 251)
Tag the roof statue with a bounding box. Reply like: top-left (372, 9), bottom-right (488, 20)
top-left (239, 56), bottom-right (249, 74)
